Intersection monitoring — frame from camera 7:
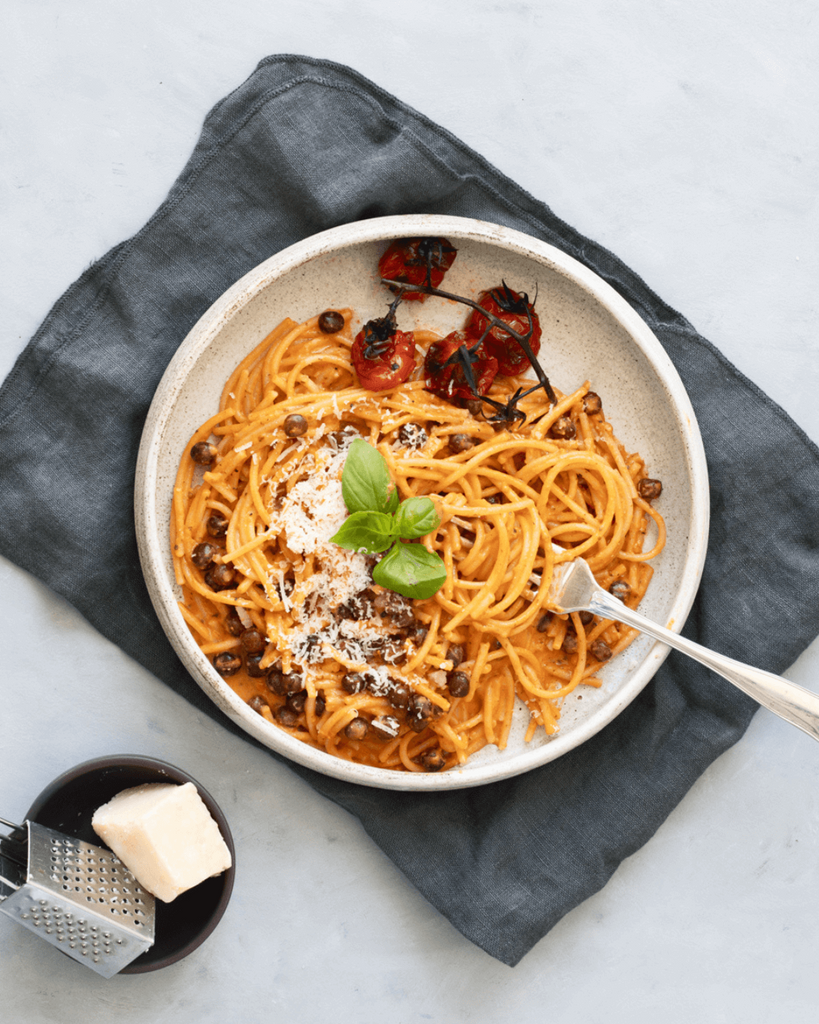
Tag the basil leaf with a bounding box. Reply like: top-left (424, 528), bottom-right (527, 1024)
top-left (341, 439), bottom-right (397, 514)
top-left (393, 497), bottom-right (441, 540)
top-left (385, 484), bottom-right (400, 516)
top-left (330, 511), bottom-right (396, 554)
top-left (373, 542), bottom-right (447, 599)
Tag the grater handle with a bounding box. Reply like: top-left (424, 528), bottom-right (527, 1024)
top-left (0, 818), bottom-right (27, 846)
top-left (0, 816), bottom-right (28, 854)
top-left (0, 871), bottom-right (20, 894)
top-left (0, 854), bottom-right (23, 896)
top-left (0, 817), bottom-right (28, 898)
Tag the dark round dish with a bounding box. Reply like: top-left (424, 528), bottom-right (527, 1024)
top-left (25, 755), bottom-right (235, 974)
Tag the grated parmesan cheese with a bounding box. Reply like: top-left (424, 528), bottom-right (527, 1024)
top-left (275, 442), bottom-right (298, 464)
top-left (263, 436), bottom-right (425, 691)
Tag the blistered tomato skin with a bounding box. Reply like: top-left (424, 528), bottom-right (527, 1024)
top-left (378, 237), bottom-right (457, 301)
top-left (465, 285), bottom-right (542, 376)
top-left (352, 327), bottom-right (417, 391)
top-left (424, 331), bottom-right (498, 403)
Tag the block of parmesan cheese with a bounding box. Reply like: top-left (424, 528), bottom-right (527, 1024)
top-left (91, 782), bottom-right (232, 903)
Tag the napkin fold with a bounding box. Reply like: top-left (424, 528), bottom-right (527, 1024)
top-left (2, 55), bottom-right (819, 966)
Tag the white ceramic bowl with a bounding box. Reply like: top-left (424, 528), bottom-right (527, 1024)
top-left (135, 214), bottom-right (709, 791)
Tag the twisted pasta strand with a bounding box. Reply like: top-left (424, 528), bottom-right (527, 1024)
top-left (172, 310), bottom-right (665, 772)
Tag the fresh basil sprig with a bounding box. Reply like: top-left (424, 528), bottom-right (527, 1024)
top-left (372, 542), bottom-right (448, 600)
top-left (330, 439), bottom-right (447, 599)
top-left (341, 437), bottom-right (400, 515)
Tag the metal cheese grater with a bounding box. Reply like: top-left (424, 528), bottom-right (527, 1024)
top-left (0, 816), bottom-right (155, 978)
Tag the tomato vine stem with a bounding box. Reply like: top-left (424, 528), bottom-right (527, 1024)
top-left (380, 276), bottom-right (558, 411)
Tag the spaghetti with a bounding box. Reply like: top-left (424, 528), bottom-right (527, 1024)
top-left (171, 308), bottom-right (665, 772)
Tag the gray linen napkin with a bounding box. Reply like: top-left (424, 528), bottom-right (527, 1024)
top-left (2, 55), bottom-right (818, 966)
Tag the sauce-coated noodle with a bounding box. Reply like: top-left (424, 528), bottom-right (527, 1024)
top-left (172, 310), bottom-right (665, 772)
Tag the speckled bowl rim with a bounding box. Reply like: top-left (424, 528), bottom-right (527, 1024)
top-left (135, 214), bottom-right (709, 792)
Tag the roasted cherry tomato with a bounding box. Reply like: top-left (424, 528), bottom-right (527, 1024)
top-left (378, 237), bottom-right (457, 301)
top-left (352, 317), bottom-right (417, 392)
top-left (464, 282), bottom-right (542, 376)
top-left (424, 331), bottom-right (498, 403)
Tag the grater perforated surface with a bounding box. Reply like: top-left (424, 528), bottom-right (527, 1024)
top-left (0, 821), bottom-right (155, 978)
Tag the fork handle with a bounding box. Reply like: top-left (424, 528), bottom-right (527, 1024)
top-left (588, 591), bottom-right (819, 742)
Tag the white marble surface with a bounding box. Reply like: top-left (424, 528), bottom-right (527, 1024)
top-left (2, 2), bottom-right (818, 1021)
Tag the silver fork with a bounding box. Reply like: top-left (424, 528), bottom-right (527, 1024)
top-left (550, 554), bottom-right (819, 742)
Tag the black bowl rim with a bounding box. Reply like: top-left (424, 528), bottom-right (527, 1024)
top-left (24, 754), bottom-right (235, 974)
